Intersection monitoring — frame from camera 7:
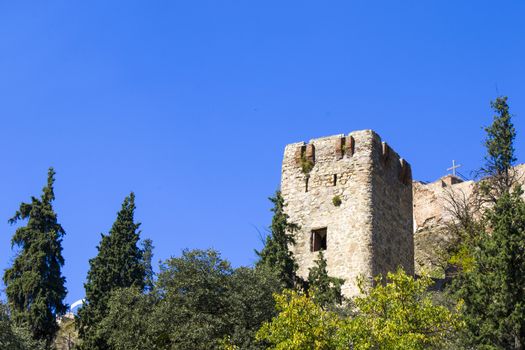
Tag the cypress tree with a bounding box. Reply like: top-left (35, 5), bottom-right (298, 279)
top-left (307, 251), bottom-right (344, 308)
top-left (141, 238), bottom-right (155, 292)
top-left (77, 192), bottom-right (145, 350)
top-left (256, 191), bottom-right (299, 289)
top-left (479, 96), bottom-right (517, 200)
top-left (3, 167), bottom-right (67, 345)
top-left (454, 97), bottom-right (525, 348)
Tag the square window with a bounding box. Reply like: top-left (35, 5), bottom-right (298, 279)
top-left (311, 228), bottom-right (327, 252)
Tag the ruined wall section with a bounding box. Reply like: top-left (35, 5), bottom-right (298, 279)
top-left (412, 176), bottom-right (475, 275)
top-left (369, 133), bottom-right (414, 277)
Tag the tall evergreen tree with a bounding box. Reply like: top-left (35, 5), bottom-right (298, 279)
top-left (3, 167), bottom-right (67, 345)
top-left (77, 192), bottom-right (145, 350)
top-left (479, 96), bottom-right (517, 200)
top-left (141, 238), bottom-right (155, 293)
top-left (307, 251), bottom-right (344, 308)
top-left (457, 191), bottom-right (525, 349)
top-left (256, 191), bottom-right (300, 289)
top-left (453, 97), bottom-right (525, 349)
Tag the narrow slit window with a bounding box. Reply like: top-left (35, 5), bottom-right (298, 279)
top-left (311, 228), bottom-right (327, 252)
top-left (333, 174), bottom-right (337, 186)
top-left (305, 177), bottom-right (309, 192)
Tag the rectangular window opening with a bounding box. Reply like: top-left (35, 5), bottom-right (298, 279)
top-left (333, 174), bottom-right (337, 186)
top-left (311, 228), bottom-right (327, 252)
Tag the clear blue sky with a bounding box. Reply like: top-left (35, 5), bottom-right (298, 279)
top-left (1, 1), bottom-right (524, 305)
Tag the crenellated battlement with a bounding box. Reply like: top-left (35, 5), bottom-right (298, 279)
top-left (283, 130), bottom-right (412, 193)
top-left (281, 129), bottom-right (414, 297)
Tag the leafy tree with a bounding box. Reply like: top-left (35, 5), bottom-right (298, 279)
top-left (307, 251), bottom-right (344, 308)
top-left (0, 301), bottom-right (46, 350)
top-left (226, 266), bottom-right (281, 349)
top-left (455, 191), bottom-right (525, 349)
top-left (77, 192), bottom-right (145, 350)
top-left (256, 191), bottom-right (300, 289)
top-left (100, 249), bottom-right (280, 350)
top-left (3, 168), bottom-right (67, 345)
top-left (154, 249), bottom-right (234, 350)
top-left (338, 269), bottom-right (464, 350)
top-left (99, 287), bottom-right (159, 350)
top-left (256, 290), bottom-right (340, 350)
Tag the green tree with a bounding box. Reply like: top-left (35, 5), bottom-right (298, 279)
top-left (3, 168), bottom-right (67, 345)
top-left (99, 287), bottom-right (160, 350)
top-left (256, 191), bottom-right (300, 289)
top-left (450, 96), bottom-right (525, 349)
top-left (141, 238), bottom-right (155, 292)
top-left (446, 97), bottom-right (517, 275)
top-left (0, 301), bottom-right (46, 350)
top-left (455, 191), bottom-right (525, 349)
top-left (480, 96), bottom-right (517, 201)
top-left (154, 249), bottom-right (234, 349)
top-left (100, 249), bottom-right (280, 350)
top-left (227, 266), bottom-right (281, 349)
top-left (77, 192), bottom-right (145, 350)
top-left (307, 251), bottom-right (344, 308)
top-left (338, 269), bottom-right (464, 350)
top-left (256, 290), bottom-right (340, 350)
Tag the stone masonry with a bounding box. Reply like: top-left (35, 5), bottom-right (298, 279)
top-left (280, 130), bottom-right (414, 297)
top-left (412, 164), bottom-right (525, 276)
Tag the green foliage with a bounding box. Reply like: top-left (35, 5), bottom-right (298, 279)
top-left (99, 287), bottom-right (160, 350)
top-left (258, 269), bottom-right (462, 350)
top-left (300, 157), bottom-right (314, 174)
top-left (339, 268), bottom-right (464, 350)
top-left (307, 251), bottom-right (344, 308)
top-left (141, 238), bottom-right (155, 292)
top-left (332, 195), bottom-right (342, 207)
top-left (256, 290), bottom-right (340, 350)
top-left (3, 168), bottom-right (67, 345)
top-left (227, 266), bottom-right (281, 349)
top-left (0, 302), bottom-right (46, 350)
top-left (77, 192), bottom-right (145, 350)
top-left (480, 96), bottom-right (517, 200)
top-left (100, 249), bottom-right (280, 350)
top-left (454, 191), bottom-right (525, 349)
top-left (256, 191), bottom-right (300, 289)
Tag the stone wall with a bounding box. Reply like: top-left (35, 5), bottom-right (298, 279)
top-left (412, 176), bottom-right (474, 276)
top-left (281, 130), bottom-right (413, 297)
top-left (412, 164), bottom-right (525, 276)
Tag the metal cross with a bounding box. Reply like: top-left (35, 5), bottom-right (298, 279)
top-left (447, 160), bottom-right (462, 176)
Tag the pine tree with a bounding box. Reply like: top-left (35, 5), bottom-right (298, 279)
top-left (256, 191), bottom-right (300, 289)
top-left (3, 167), bottom-right (67, 345)
top-left (77, 192), bottom-right (145, 350)
top-left (307, 251), bottom-right (344, 308)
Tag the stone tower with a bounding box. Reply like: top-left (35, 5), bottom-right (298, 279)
top-left (280, 130), bottom-right (414, 296)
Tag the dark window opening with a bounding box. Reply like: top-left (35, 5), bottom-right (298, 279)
top-left (311, 228), bottom-right (327, 252)
top-left (305, 177), bottom-right (309, 192)
top-left (333, 174), bottom-right (337, 186)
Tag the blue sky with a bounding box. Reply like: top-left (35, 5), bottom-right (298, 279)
top-left (1, 1), bottom-right (524, 305)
